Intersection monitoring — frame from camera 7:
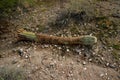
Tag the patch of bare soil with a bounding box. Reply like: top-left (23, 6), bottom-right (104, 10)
top-left (0, 0), bottom-right (120, 80)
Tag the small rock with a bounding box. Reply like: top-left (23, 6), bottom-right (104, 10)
top-left (107, 77), bottom-right (110, 80)
top-left (84, 23), bottom-right (87, 26)
top-left (89, 59), bottom-right (92, 62)
top-left (36, 28), bottom-right (39, 31)
top-left (50, 35), bottom-right (53, 36)
top-left (54, 61), bottom-right (57, 64)
top-left (105, 73), bottom-right (108, 76)
top-left (34, 46), bottom-right (37, 50)
top-left (82, 61), bottom-right (86, 65)
top-left (25, 55), bottom-right (29, 59)
top-left (17, 48), bottom-right (24, 57)
top-left (75, 48), bottom-right (81, 53)
top-left (44, 45), bottom-right (49, 48)
top-left (101, 57), bottom-right (104, 60)
top-left (69, 71), bottom-right (72, 74)
top-left (74, 34), bottom-right (77, 37)
top-left (17, 65), bottom-right (20, 68)
top-left (54, 45), bottom-right (57, 47)
top-left (62, 56), bottom-right (65, 59)
top-left (60, 63), bottom-right (63, 66)
top-left (79, 52), bottom-right (82, 55)
top-left (109, 64), bottom-right (116, 69)
top-left (35, 66), bottom-right (38, 69)
top-left (93, 52), bottom-right (96, 55)
top-left (100, 73), bottom-right (104, 77)
top-left (70, 61), bottom-right (74, 65)
top-left (83, 67), bottom-right (87, 71)
top-left (70, 73), bottom-right (73, 76)
top-left (62, 71), bottom-right (65, 74)
top-left (66, 49), bottom-right (70, 52)
top-left (41, 45), bottom-right (45, 48)
top-left (81, 48), bottom-right (84, 51)
top-left (58, 47), bottom-right (62, 50)
top-left (50, 62), bottom-right (54, 66)
top-left (106, 63), bottom-right (109, 66)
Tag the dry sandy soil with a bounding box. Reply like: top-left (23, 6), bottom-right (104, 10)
top-left (0, 0), bottom-right (120, 80)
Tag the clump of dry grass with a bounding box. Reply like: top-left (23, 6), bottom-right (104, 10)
top-left (66, 0), bottom-right (96, 17)
top-left (50, 0), bottom-right (96, 28)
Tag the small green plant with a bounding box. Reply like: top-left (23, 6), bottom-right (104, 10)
top-left (0, 0), bottom-right (18, 17)
top-left (112, 44), bottom-right (120, 50)
top-left (111, 50), bottom-right (120, 60)
top-left (97, 18), bottom-right (113, 29)
top-left (0, 0), bottom-right (35, 18)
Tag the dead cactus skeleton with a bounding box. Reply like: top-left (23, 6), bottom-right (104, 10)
top-left (17, 29), bottom-right (97, 45)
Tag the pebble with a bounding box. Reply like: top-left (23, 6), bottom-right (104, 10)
top-left (36, 28), bottom-right (39, 31)
top-left (35, 66), bottom-right (38, 69)
top-left (44, 45), bottom-right (49, 48)
top-left (105, 73), bottom-right (108, 76)
top-left (54, 60), bottom-right (57, 64)
top-left (79, 52), bottom-right (82, 55)
top-left (75, 48), bottom-right (81, 53)
top-left (70, 61), bottom-right (74, 65)
top-left (60, 63), bottom-right (63, 66)
top-left (100, 73), bottom-right (104, 77)
top-left (70, 73), bottom-right (73, 76)
top-left (93, 52), bottom-right (96, 55)
top-left (25, 55), bottom-right (29, 59)
top-left (101, 57), bottom-right (104, 60)
top-left (41, 45), bottom-right (45, 48)
top-left (69, 71), bottom-right (73, 74)
top-left (58, 47), bottom-right (62, 50)
top-left (106, 63), bottom-right (110, 66)
top-left (18, 48), bottom-right (24, 57)
top-left (50, 62), bottom-right (55, 66)
top-left (54, 45), bottom-right (57, 47)
top-left (19, 48), bottom-right (23, 52)
top-left (107, 77), bottom-right (110, 80)
top-left (17, 65), bottom-right (20, 68)
top-left (82, 61), bottom-right (86, 65)
top-left (34, 46), bottom-right (37, 50)
top-left (61, 34), bottom-right (64, 37)
top-left (83, 67), bottom-right (87, 71)
top-left (109, 64), bottom-right (116, 68)
top-left (74, 34), bottom-right (77, 37)
top-left (62, 71), bottom-right (65, 74)
top-left (81, 48), bottom-right (84, 51)
top-left (66, 49), bottom-right (70, 52)
top-left (89, 59), bottom-right (92, 62)
top-left (62, 56), bottom-right (65, 59)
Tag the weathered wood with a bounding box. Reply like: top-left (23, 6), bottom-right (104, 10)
top-left (17, 29), bottom-right (97, 45)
